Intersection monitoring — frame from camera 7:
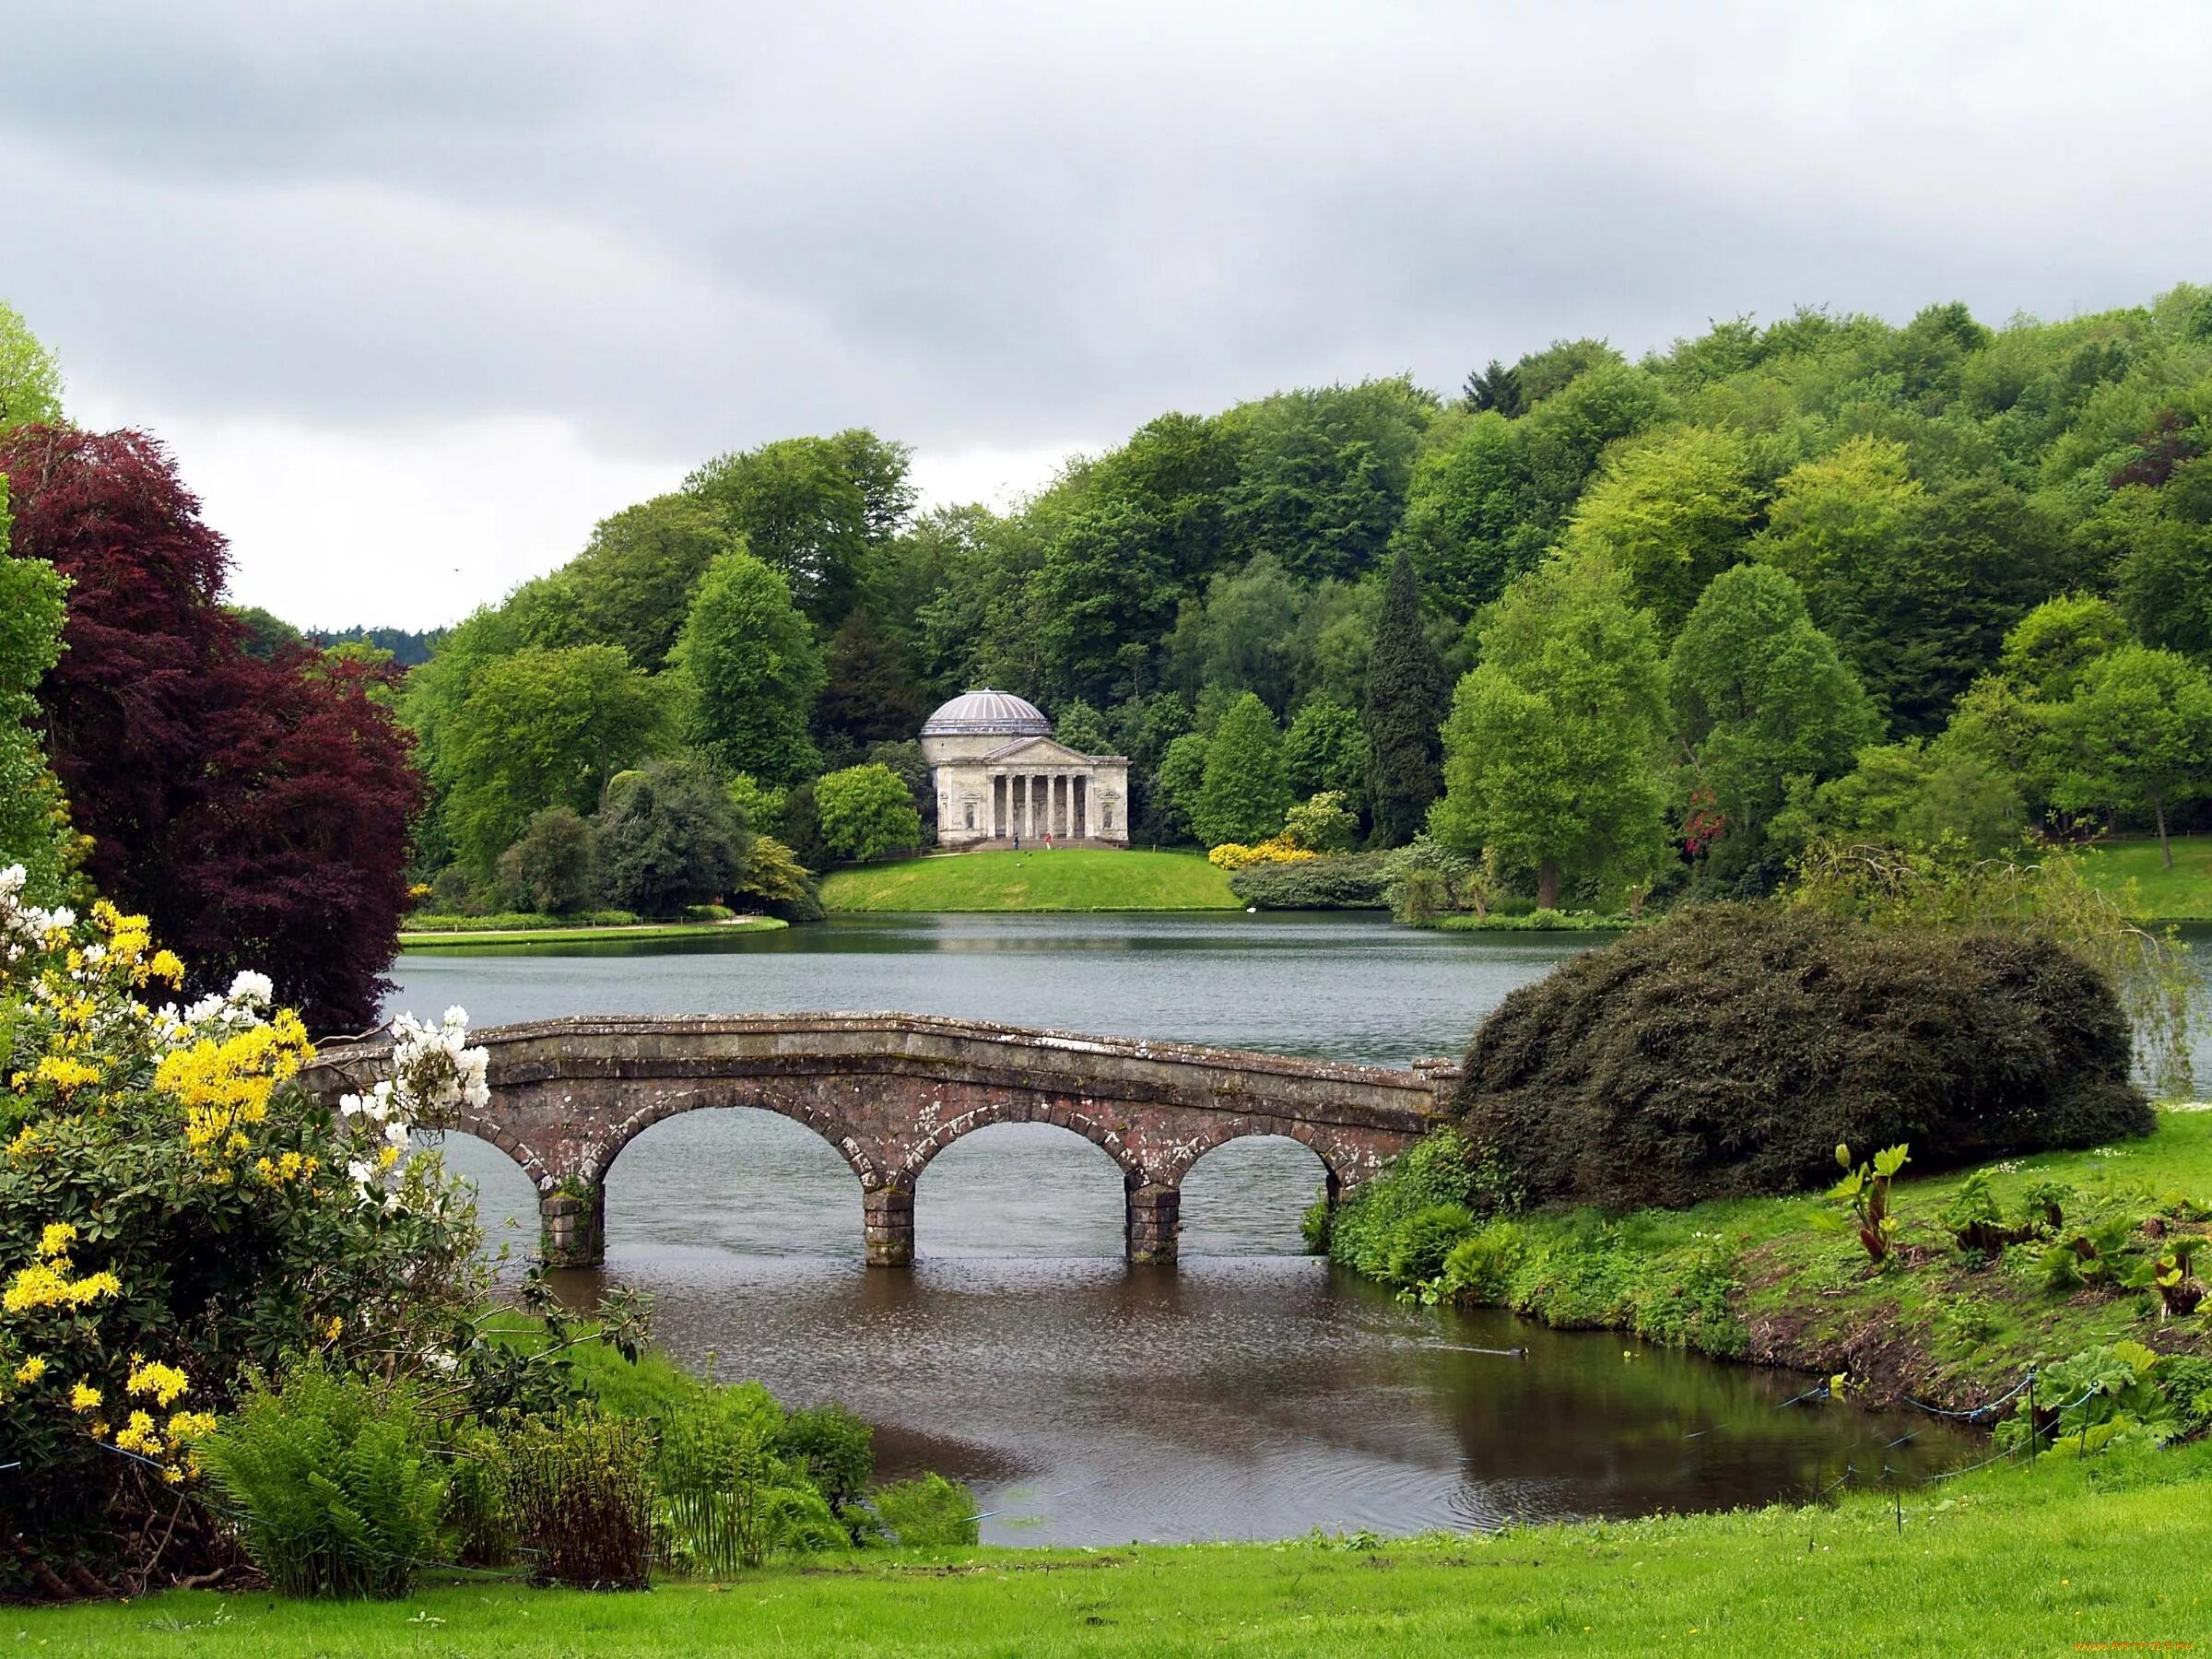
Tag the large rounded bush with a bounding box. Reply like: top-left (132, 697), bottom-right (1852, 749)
top-left (1454, 903), bottom-right (2151, 1211)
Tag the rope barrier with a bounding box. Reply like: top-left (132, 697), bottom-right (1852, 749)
top-left (1900, 1372), bottom-right (2032, 1419)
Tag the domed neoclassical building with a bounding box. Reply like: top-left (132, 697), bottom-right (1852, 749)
top-left (919, 690), bottom-right (1131, 849)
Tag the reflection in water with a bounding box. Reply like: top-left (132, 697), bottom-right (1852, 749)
top-left (439, 1103), bottom-right (1971, 1545)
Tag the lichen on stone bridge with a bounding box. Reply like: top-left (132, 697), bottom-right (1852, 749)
top-left (303, 1013), bottom-right (1458, 1267)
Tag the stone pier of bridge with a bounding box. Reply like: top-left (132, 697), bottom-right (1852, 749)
top-left (304, 1014), bottom-right (1460, 1269)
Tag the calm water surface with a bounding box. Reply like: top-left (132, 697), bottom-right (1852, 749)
top-left (389, 913), bottom-right (1982, 1543)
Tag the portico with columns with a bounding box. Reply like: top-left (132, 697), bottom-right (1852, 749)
top-left (921, 690), bottom-right (1130, 849)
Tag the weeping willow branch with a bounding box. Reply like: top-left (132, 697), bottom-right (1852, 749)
top-left (1789, 836), bottom-right (2199, 1100)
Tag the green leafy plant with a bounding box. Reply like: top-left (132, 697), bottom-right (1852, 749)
top-left (1816, 1142), bottom-right (1911, 1265)
top-left (1441, 1221), bottom-right (1526, 1303)
top-left (1385, 1203), bottom-right (1477, 1287)
top-left (870, 1474), bottom-right (980, 1547)
top-left (200, 1358), bottom-right (445, 1600)
top-left (1997, 1341), bottom-right (2181, 1454)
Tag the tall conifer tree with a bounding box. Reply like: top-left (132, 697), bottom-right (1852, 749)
top-left (1363, 551), bottom-right (1445, 845)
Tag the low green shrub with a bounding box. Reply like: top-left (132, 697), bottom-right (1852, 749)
top-left (200, 1359), bottom-right (444, 1600)
top-left (405, 910), bottom-right (641, 933)
top-left (1324, 1132), bottom-right (1474, 1277)
top-left (443, 1425), bottom-right (516, 1569)
top-left (652, 1381), bottom-right (851, 1573)
top-left (871, 1474), bottom-right (980, 1547)
top-left (1441, 1221), bottom-right (1525, 1302)
top-left (1383, 1204), bottom-right (1477, 1286)
top-left (1455, 903), bottom-right (2151, 1211)
top-left (1228, 852), bottom-right (1391, 910)
top-left (777, 1403), bottom-right (875, 1524)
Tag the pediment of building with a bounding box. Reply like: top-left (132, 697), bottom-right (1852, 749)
top-left (972, 735), bottom-right (1123, 767)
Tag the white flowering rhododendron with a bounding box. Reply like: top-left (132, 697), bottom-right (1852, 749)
top-left (338, 1006), bottom-right (490, 1205)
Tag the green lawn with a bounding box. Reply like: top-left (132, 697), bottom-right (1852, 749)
top-left (819, 849), bottom-right (1240, 912)
top-left (398, 918), bottom-right (784, 948)
top-left (2079, 834), bottom-right (2212, 921)
top-left (22, 1442), bottom-right (2212, 1655)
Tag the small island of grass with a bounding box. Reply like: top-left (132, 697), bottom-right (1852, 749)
top-left (818, 848), bottom-right (1240, 912)
top-left (399, 914), bottom-right (785, 947)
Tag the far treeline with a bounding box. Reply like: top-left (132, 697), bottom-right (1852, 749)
top-left (6, 286), bottom-right (2212, 1022)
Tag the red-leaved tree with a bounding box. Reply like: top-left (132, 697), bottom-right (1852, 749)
top-left (1, 426), bottom-right (420, 1030)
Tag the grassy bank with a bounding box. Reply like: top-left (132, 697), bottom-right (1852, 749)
top-left (1331, 1108), bottom-right (2212, 1414)
top-left (819, 848), bottom-right (1239, 912)
top-left (2079, 833), bottom-right (2212, 921)
top-left (399, 917), bottom-right (784, 947)
top-left (23, 1442), bottom-right (2212, 1655)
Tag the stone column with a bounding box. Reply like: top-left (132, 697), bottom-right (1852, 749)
top-left (539, 1182), bottom-right (605, 1269)
top-left (1074, 775), bottom-right (1087, 838)
top-left (863, 1179), bottom-right (915, 1266)
top-left (1125, 1181), bottom-right (1180, 1265)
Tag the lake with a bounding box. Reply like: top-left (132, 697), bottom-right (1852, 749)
top-left (388, 912), bottom-right (1985, 1543)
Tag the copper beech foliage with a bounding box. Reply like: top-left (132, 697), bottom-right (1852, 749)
top-left (1, 425), bottom-right (421, 1031)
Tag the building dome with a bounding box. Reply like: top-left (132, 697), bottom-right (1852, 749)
top-left (921, 688), bottom-right (1052, 739)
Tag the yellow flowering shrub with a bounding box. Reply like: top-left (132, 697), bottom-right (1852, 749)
top-left (1207, 837), bottom-right (1320, 871)
top-left (0, 864), bottom-right (488, 1594)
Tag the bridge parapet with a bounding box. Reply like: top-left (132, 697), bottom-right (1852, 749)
top-left (304, 1013), bottom-right (1454, 1268)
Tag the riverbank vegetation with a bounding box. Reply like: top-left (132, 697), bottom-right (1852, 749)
top-left (818, 848), bottom-right (1237, 912)
top-left (1317, 892), bottom-right (2210, 1423)
top-left (399, 916), bottom-right (786, 948)
top-left (19, 1440), bottom-right (2212, 1654)
top-left (0, 877), bottom-right (966, 1601)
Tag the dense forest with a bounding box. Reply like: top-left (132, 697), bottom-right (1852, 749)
top-left (392, 283), bottom-right (2212, 913)
top-left (7, 284), bottom-right (2212, 1020)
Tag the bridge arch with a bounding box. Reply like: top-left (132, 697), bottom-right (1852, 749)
top-left (897, 1100), bottom-right (1148, 1188)
top-left (584, 1081), bottom-right (882, 1189)
top-left (1159, 1119), bottom-right (1347, 1195)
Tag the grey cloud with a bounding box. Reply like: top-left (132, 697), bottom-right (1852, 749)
top-left (5, 0), bottom-right (2210, 467)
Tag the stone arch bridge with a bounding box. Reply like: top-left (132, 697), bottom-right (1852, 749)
top-left (303, 1014), bottom-right (1459, 1267)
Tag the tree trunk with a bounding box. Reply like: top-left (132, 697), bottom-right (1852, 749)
top-left (2155, 794), bottom-right (2173, 868)
top-left (1536, 859), bottom-right (1559, 910)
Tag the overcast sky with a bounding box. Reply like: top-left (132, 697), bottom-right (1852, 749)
top-left (7, 2), bottom-right (2208, 630)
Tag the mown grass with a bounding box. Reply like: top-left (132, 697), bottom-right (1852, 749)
top-left (24, 1441), bottom-right (2212, 1655)
top-left (1368, 1108), bottom-right (2212, 1406)
top-left (819, 849), bottom-right (1239, 912)
top-left (2079, 833), bottom-right (2212, 921)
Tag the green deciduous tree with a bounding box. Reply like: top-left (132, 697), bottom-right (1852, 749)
top-left (2000, 594), bottom-right (2129, 701)
top-left (443, 643), bottom-right (673, 873)
top-left (1668, 564), bottom-right (1877, 888)
top-left (674, 550), bottom-right (826, 786)
top-left (1363, 552), bottom-right (1447, 846)
top-left (815, 762), bottom-right (924, 862)
top-left (1220, 379), bottom-right (1435, 582)
top-left (1391, 411), bottom-right (1544, 615)
top-left (510, 494), bottom-right (739, 672)
top-left (500, 806), bottom-right (599, 914)
top-left (1283, 694), bottom-right (1370, 806)
top-left (2049, 644), bottom-right (2212, 866)
top-left (1193, 692), bottom-right (1290, 848)
top-left (1433, 550), bottom-right (1670, 909)
top-left (1030, 500), bottom-right (1176, 706)
top-left (1153, 729), bottom-right (1209, 844)
top-left (685, 430), bottom-right (912, 627)
top-left (1562, 426), bottom-right (1757, 630)
top-left (1755, 441), bottom-right (2061, 735)
top-left (0, 300), bottom-right (64, 430)
top-left (0, 477), bottom-right (74, 898)
top-left (817, 607), bottom-right (923, 752)
top-left (597, 757), bottom-right (750, 915)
